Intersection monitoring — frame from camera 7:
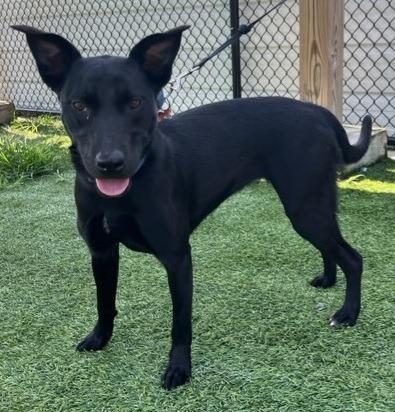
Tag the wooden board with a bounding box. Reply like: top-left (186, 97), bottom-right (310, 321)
top-left (0, 101), bottom-right (15, 124)
top-left (300, 0), bottom-right (344, 121)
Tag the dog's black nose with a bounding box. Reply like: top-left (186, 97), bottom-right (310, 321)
top-left (95, 150), bottom-right (125, 173)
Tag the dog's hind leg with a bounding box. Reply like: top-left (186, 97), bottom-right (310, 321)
top-left (271, 163), bottom-right (362, 326)
top-left (293, 214), bottom-right (361, 326)
top-left (310, 252), bottom-right (337, 288)
top-left (283, 198), bottom-right (362, 326)
top-left (326, 234), bottom-right (362, 327)
top-left (77, 243), bottom-right (119, 351)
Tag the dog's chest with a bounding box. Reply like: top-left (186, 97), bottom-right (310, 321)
top-left (103, 214), bottom-right (152, 253)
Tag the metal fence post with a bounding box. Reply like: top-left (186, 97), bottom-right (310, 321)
top-left (230, 0), bottom-right (242, 99)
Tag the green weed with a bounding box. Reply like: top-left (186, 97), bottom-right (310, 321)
top-left (0, 115), bottom-right (70, 188)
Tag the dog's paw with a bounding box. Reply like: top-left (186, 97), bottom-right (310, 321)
top-left (76, 327), bottom-right (111, 352)
top-left (162, 345), bottom-right (191, 390)
top-left (310, 274), bottom-right (336, 289)
top-left (329, 306), bottom-right (359, 327)
top-left (162, 363), bottom-right (191, 390)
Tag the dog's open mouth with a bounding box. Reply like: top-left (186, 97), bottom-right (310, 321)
top-left (95, 178), bottom-right (131, 197)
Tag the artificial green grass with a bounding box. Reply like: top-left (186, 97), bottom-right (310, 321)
top-left (0, 157), bottom-right (394, 411)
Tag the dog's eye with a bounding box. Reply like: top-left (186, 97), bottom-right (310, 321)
top-left (72, 101), bottom-right (87, 111)
top-left (128, 99), bottom-right (141, 109)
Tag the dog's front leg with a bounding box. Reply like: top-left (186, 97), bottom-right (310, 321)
top-left (161, 246), bottom-right (193, 390)
top-left (77, 243), bottom-right (119, 351)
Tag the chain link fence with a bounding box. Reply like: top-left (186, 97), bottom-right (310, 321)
top-left (344, 0), bottom-right (395, 143)
top-left (238, 0), bottom-right (299, 99)
top-left (0, 0), bottom-right (394, 141)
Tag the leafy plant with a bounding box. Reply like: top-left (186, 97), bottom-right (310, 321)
top-left (5, 114), bottom-right (65, 136)
top-left (0, 115), bottom-right (70, 188)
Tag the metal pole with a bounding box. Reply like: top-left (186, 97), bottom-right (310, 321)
top-left (230, 0), bottom-right (242, 99)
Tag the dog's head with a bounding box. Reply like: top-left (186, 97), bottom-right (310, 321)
top-left (12, 25), bottom-right (189, 197)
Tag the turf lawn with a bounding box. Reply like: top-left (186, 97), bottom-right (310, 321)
top-left (0, 119), bottom-right (394, 411)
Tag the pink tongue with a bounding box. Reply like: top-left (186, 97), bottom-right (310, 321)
top-left (95, 178), bottom-right (130, 197)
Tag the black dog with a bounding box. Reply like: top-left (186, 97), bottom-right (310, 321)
top-left (14, 25), bottom-right (371, 389)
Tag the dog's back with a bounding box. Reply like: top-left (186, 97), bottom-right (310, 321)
top-left (159, 96), bottom-right (369, 228)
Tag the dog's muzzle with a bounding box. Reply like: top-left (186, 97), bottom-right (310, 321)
top-left (94, 150), bottom-right (131, 197)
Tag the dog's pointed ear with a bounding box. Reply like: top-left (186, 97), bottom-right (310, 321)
top-left (129, 25), bottom-right (190, 89)
top-left (12, 25), bottom-right (81, 94)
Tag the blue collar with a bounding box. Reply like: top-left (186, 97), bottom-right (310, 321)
top-left (133, 154), bottom-right (147, 176)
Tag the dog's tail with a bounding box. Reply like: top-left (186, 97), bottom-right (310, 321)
top-left (334, 115), bottom-right (372, 164)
